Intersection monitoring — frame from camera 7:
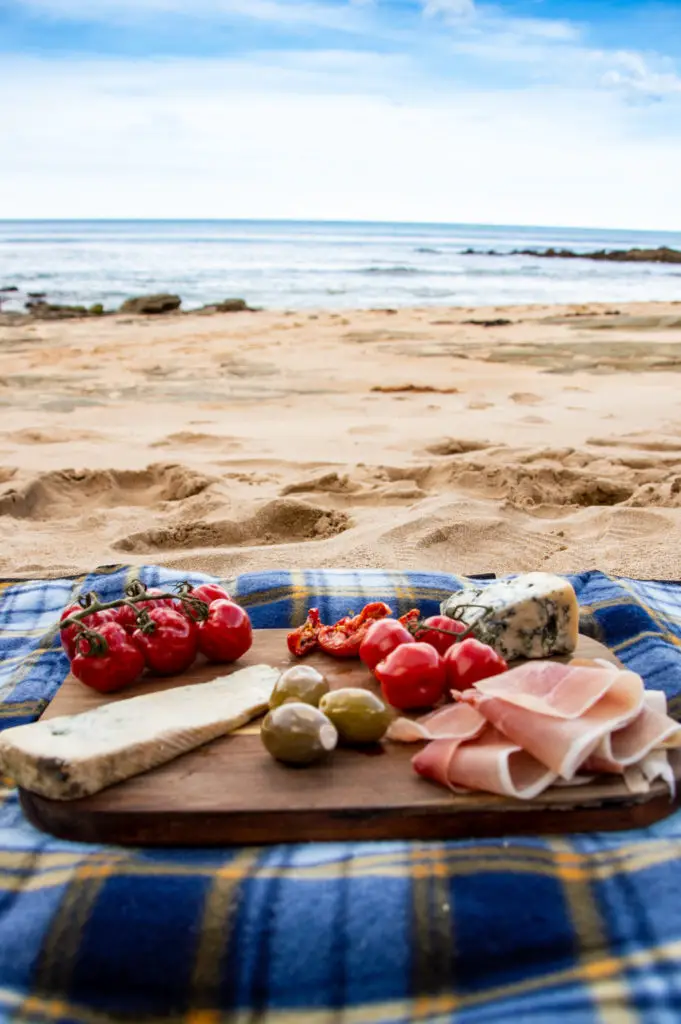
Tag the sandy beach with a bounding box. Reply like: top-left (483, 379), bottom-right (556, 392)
top-left (1, 299), bottom-right (681, 580)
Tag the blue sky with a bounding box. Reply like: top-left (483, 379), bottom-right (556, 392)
top-left (1, 0), bottom-right (680, 227)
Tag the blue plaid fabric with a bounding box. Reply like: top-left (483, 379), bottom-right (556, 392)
top-left (1, 566), bottom-right (681, 1023)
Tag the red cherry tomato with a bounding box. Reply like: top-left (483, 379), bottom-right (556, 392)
top-left (198, 599), bottom-right (253, 663)
top-left (413, 615), bottom-right (466, 656)
top-left (133, 608), bottom-right (199, 676)
top-left (59, 604), bottom-right (117, 660)
top-left (190, 583), bottom-right (231, 606)
top-left (359, 618), bottom-right (413, 671)
top-left (375, 642), bottom-right (447, 710)
top-left (71, 622), bottom-right (146, 693)
top-left (137, 587), bottom-right (178, 612)
top-left (112, 602), bottom-right (140, 634)
top-left (444, 638), bottom-right (508, 691)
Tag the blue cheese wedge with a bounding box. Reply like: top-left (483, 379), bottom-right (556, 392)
top-left (440, 572), bottom-right (579, 661)
top-left (0, 664), bottom-right (279, 801)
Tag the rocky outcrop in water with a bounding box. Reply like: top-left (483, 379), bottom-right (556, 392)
top-left (462, 246), bottom-right (681, 264)
top-left (198, 298), bottom-right (254, 313)
top-left (118, 293), bottom-right (182, 315)
top-left (25, 301), bottom-right (91, 320)
top-left (0, 291), bottom-right (258, 323)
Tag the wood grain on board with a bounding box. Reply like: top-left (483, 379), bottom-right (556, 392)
top-left (19, 632), bottom-right (678, 846)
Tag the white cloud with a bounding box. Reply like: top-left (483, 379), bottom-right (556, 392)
top-left (422, 0), bottom-right (475, 18)
top-left (1, 55), bottom-right (680, 229)
top-left (3, 1), bottom-right (681, 227)
top-left (601, 50), bottom-right (681, 97)
top-left (444, 16), bottom-right (681, 101)
top-left (499, 17), bottom-right (579, 42)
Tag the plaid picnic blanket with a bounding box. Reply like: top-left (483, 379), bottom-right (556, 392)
top-left (1, 566), bottom-right (681, 1024)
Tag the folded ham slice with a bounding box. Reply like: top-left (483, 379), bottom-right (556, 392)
top-left (413, 726), bottom-right (557, 800)
top-left (387, 657), bottom-right (680, 802)
top-left (386, 703), bottom-right (487, 744)
top-left (466, 661), bottom-right (644, 779)
top-left (584, 691), bottom-right (681, 773)
top-left (470, 660), bottom-right (636, 719)
top-left (623, 750), bottom-right (676, 797)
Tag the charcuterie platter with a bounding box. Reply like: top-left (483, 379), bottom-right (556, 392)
top-left (3, 574), bottom-right (680, 846)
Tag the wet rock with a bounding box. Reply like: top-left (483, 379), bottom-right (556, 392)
top-left (119, 294), bottom-right (182, 315)
top-left (26, 302), bottom-right (90, 320)
top-left (461, 246), bottom-right (681, 265)
top-left (463, 318), bottom-right (513, 327)
top-left (197, 298), bottom-right (255, 314)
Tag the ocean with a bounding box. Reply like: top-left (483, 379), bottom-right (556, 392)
top-left (1, 219), bottom-right (680, 313)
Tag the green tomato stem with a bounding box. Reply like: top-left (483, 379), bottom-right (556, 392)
top-left (404, 603), bottom-right (494, 645)
top-left (60, 580), bottom-right (210, 657)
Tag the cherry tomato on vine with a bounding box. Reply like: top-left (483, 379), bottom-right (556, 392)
top-left (198, 600), bottom-right (253, 663)
top-left (444, 638), bottom-right (508, 692)
top-left (113, 603), bottom-right (140, 634)
top-left (137, 587), bottom-right (179, 613)
top-left (413, 615), bottom-right (466, 656)
top-left (71, 622), bottom-right (146, 693)
top-left (190, 583), bottom-right (231, 606)
top-left (359, 618), bottom-right (413, 671)
top-left (375, 642), bottom-right (447, 710)
top-left (59, 604), bottom-right (117, 660)
top-left (133, 608), bottom-right (199, 676)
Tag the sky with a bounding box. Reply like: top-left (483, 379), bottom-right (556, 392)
top-left (1, 0), bottom-right (680, 228)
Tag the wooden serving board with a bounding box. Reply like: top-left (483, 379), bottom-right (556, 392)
top-left (19, 632), bottom-right (679, 846)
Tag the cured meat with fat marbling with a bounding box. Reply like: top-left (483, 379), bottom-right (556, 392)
top-left (388, 658), bottom-right (680, 800)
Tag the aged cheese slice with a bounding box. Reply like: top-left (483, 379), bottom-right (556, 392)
top-left (0, 664), bottom-right (280, 801)
top-left (440, 572), bottom-right (579, 661)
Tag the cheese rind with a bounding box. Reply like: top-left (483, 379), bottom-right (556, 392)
top-left (440, 573), bottom-right (579, 661)
top-left (0, 664), bottom-right (279, 801)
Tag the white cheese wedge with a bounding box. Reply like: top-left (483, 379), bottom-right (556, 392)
top-left (0, 664), bottom-right (280, 801)
top-left (440, 572), bottom-right (579, 661)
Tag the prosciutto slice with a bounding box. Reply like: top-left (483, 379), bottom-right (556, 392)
top-left (584, 691), bottom-right (681, 773)
top-left (388, 655), bottom-right (681, 801)
top-left (623, 750), bottom-right (676, 797)
top-left (386, 703), bottom-right (486, 744)
top-left (470, 660), bottom-right (639, 719)
top-left (413, 726), bottom-right (557, 800)
top-left (467, 661), bottom-right (644, 779)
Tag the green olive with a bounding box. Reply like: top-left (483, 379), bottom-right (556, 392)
top-left (269, 665), bottom-right (329, 710)
top-left (261, 702), bottom-right (338, 765)
top-left (318, 688), bottom-right (392, 745)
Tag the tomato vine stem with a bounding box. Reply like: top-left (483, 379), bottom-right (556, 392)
top-left (60, 579), bottom-right (210, 656)
top-left (401, 603), bottom-right (494, 644)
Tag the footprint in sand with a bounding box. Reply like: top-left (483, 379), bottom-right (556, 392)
top-left (588, 434), bottom-right (681, 452)
top-left (0, 464), bottom-right (214, 520)
top-left (520, 415), bottom-right (550, 424)
top-left (424, 438), bottom-right (491, 456)
top-left (113, 498), bottom-right (352, 553)
top-left (151, 431), bottom-right (243, 450)
top-left (509, 392), bottom-right (543, 406)
top-left (467, 400), bottom-right (494, 411)
top-left (281, 472), bottom-right (356, 496)
top-left (2, 428), bottom-right (107, 445)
